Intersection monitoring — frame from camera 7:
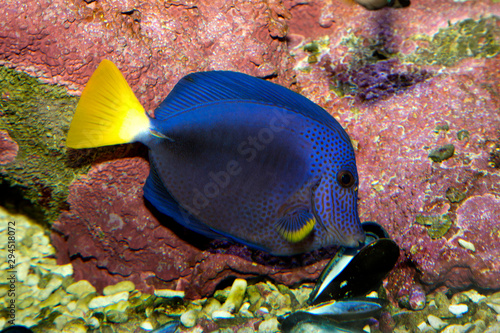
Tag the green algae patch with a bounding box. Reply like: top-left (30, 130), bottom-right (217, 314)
top-left (0, 66), bottom-right (85, 224)
top-left (428, 144), bottom-right (455, 163)
top-left (446, 186), bottom-right (467, 203)
top-left (405, 17), bottom-right (500, 67)
top-left (415, 214), bottom-right (452, 239)
top-left (457, 129), bottom-right (470, 141)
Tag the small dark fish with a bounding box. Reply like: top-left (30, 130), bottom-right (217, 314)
top-left (279, 298), bottom-right (385, 333)
top-left (67, 60), bottom-right (365, 255)
top-left (279, 312), bottom-right (363, 333)
top-left (306, 297), bottom-right (386, 321)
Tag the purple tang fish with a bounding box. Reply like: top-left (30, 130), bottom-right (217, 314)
top-left (66, 60), bottom-right (365, 255)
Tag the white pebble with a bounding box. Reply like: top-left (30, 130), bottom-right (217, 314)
top-left (50, 263), bottom-right (74, 277)
top-left (222, 278), bottom-right (247, 313)
top-left (17, 262), bottom-right (30, 282)
top-left (67, 300), bottom-right (77, 312)
top-left (25, 274), bottom-right (40, 287)
top-left (239, 302), bottom-right (254, 318)
top-left (66, 280), bottom-right (96, 297)
top-left (463, 289), bottom-right (485, 303)
top-left (54, 315), bottom-right (70, 331)
top-left (103, 299), bottom-right (129, 313)
top-left (441, 323), bottom-right (472, 333)
top-left (266, 281), bottom-right (279, 291)
top-left (256, 307), bottom-right (269, 316)
top-left (68, 308), bottom-right (86, 320)
top-left (180, 309), bottom-right (199, 328)
top-left (39, 258), bottom-right (57, 266)
top-left (212, 309), bottom-right (234, 320)
top-left (88, 291), bottom-right (129, 309)
top-left (38, 263), bottom-right (73, 277)
top-left (103, 281), bottom-right (135, 296)
top-left (202, 298), bottom-right (221, 317)
top-left (154, 289), bottom-right (185, 298)
top-left (87, 316), bottom-right (100, 329)
top-left (417, 321), bottom-right (428, 331)
top-left (258, 317), bottom-right (279, 332)
top-left (449, 304), bottom-right (468, 317)
top-left (428, 314), bottom-right (447, 330)
top-left (486, 302), bottom-right (500, 314)
top-left (139, 319), bottom-right (154, 331)
top-left (458, 239), bottom-right (475, 252)
top-left (20, 319), bottom-right (38, 329)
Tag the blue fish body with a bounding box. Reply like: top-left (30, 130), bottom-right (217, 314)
top-left (66, 61), bottom-right (365, 255)
top-left (142, 71), bottom-right (365, 255)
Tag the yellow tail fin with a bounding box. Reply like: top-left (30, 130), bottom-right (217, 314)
top-left (66, 59), bottom-right (150, 148)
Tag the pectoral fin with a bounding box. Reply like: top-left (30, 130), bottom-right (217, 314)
top-left (276, 210), bottom-right (316, 243)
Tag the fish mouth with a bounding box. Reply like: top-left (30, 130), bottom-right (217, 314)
top-left (315, 212), bottom-right (366, 249)
top-left (335, 215), bottom-right (366, 248)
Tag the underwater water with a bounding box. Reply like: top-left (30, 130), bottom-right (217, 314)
top-left (1, 0), bottom-right (500, 332)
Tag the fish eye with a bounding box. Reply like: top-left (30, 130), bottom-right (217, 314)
top-left (336, 170), bottom-right (355, 188)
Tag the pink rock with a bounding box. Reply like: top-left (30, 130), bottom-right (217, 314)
top-left (345, 64), bottom-right (499, 296)
top-left (0, 131), bottom-right (18, 165)
top-left (0, 0), bottom-right (294, 111)
top-left (408, 284), bottom-right (426, 311)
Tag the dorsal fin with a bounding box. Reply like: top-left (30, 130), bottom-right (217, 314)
top-left (154, 71), bottom-right (348, 140)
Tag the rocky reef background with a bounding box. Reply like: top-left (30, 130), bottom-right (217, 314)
top-left (1, 0), bottom-right (499, 305)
